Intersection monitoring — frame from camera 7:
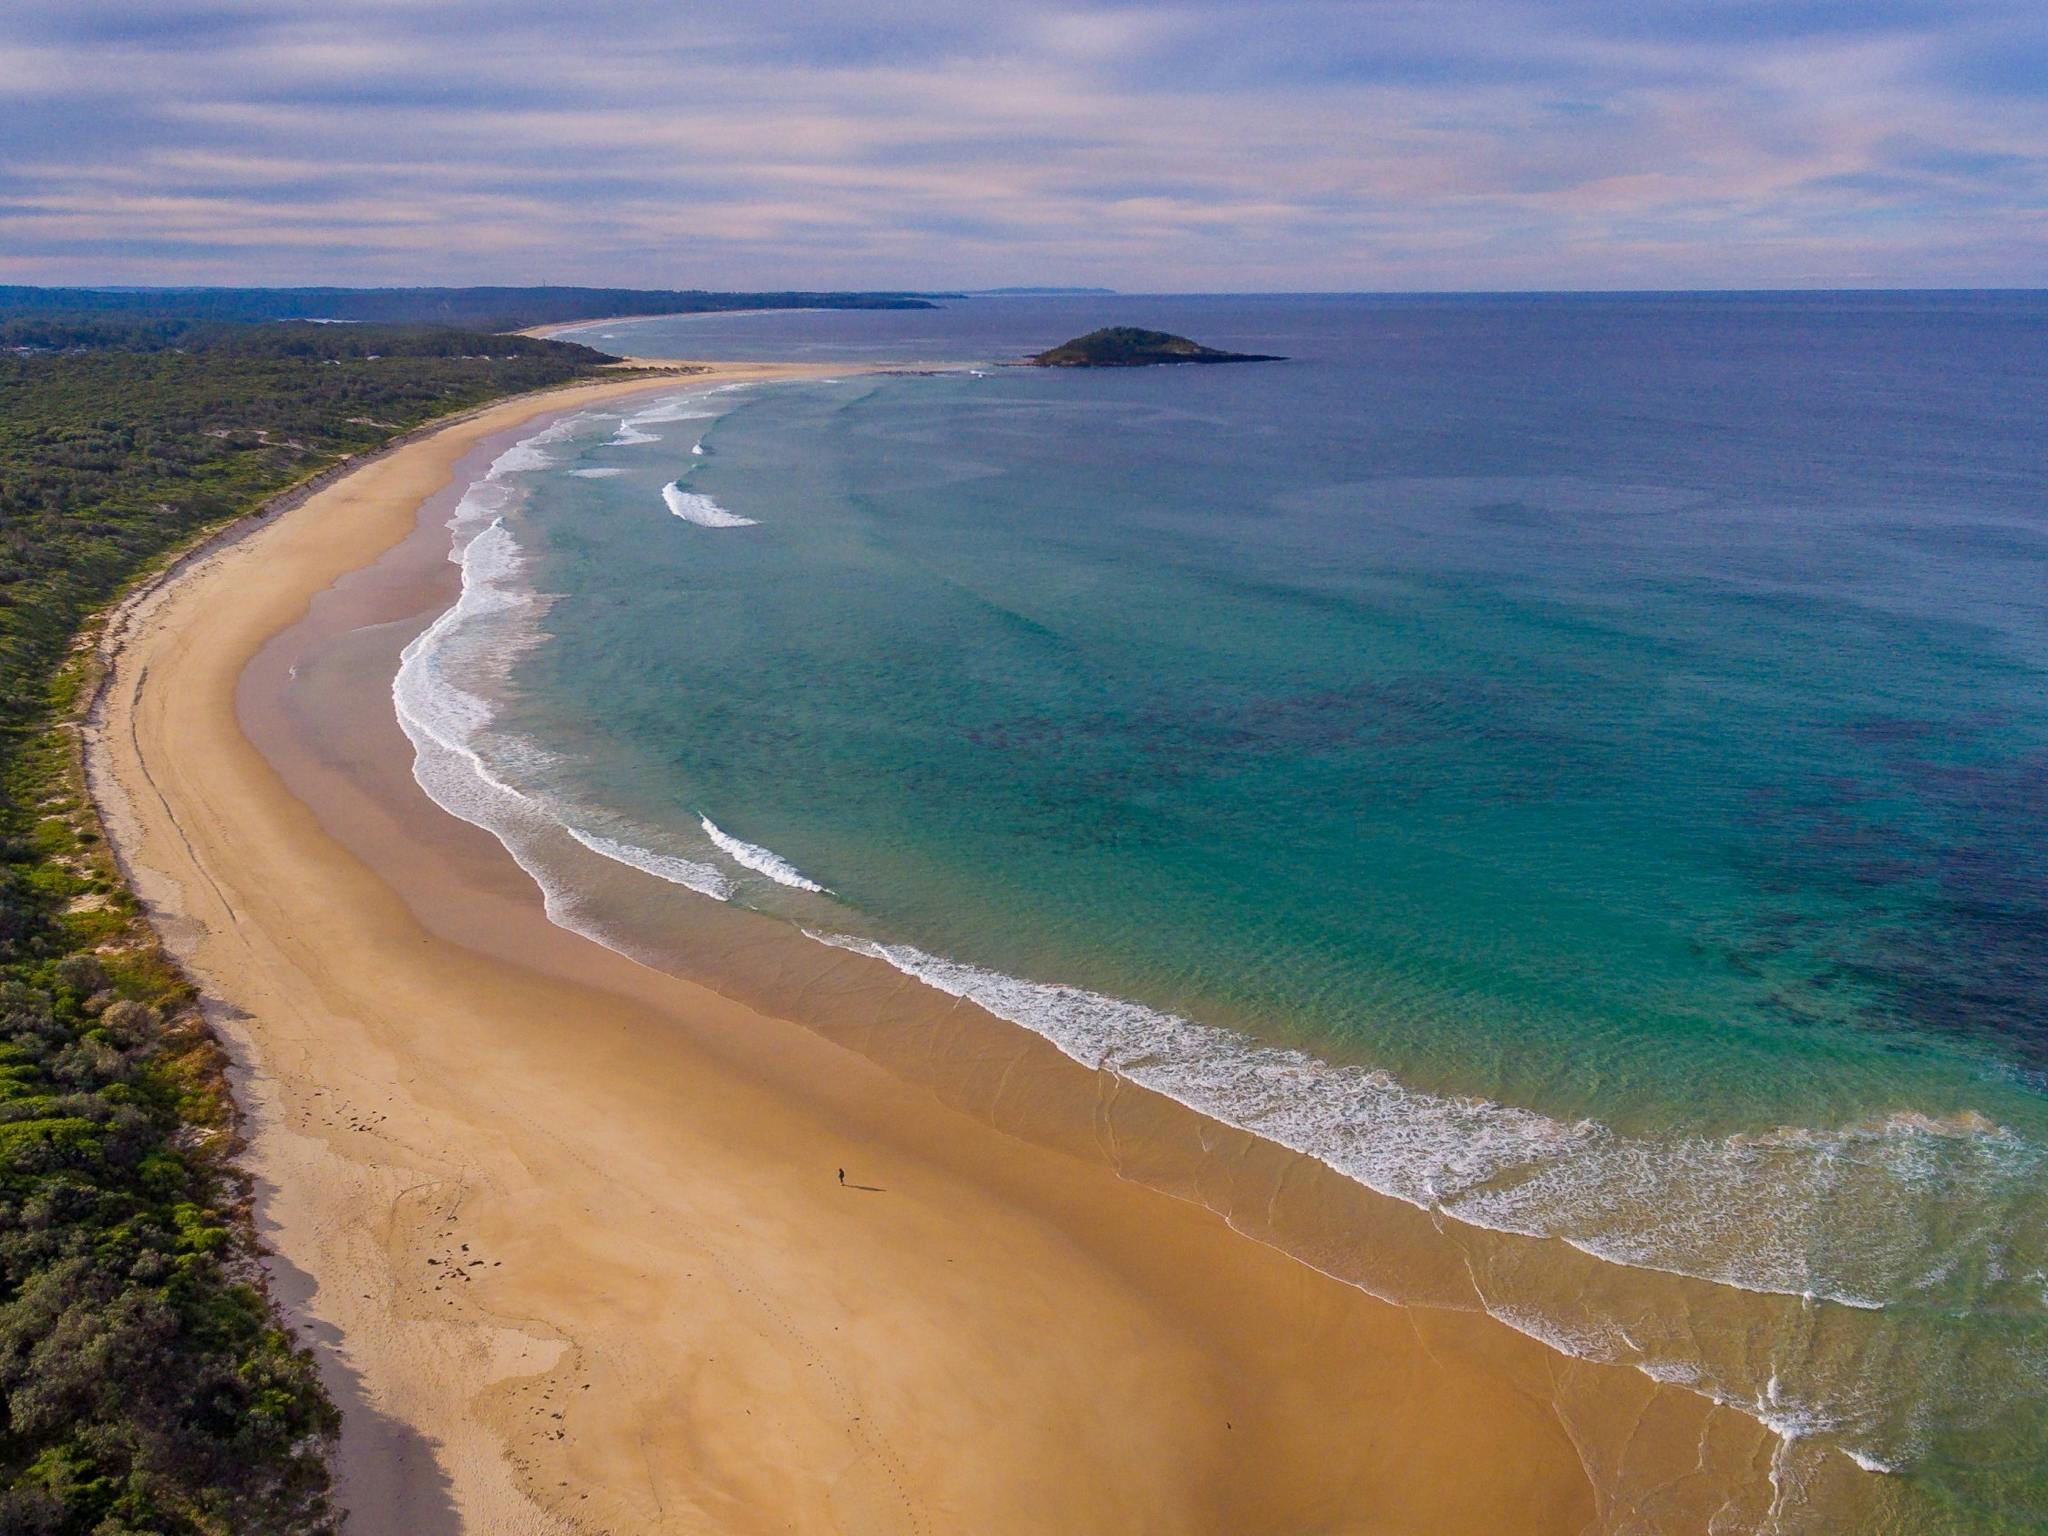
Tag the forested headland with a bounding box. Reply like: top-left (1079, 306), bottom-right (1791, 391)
top-left (0, 283), bottom-right (940, 341)
top-left (0, 313), bottom-right (615, 1533)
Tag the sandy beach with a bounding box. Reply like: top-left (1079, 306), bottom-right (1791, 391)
top-left (83, 362), bottom-right (1633, 1533)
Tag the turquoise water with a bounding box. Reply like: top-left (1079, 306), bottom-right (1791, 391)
top-left (406, 296), bottom-right (2048, 1530)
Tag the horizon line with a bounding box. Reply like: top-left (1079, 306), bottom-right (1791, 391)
top-left (7, 281), bottom-right (2047, 299)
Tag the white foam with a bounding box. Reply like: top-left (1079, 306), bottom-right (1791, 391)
top-left (629, 399), bottom-right (719, 425)
top-left (569, 467), bottom-right (627, 478)
top-left (388, 400), bottom-right (775, 968)
top-left (701, 817), bottom-right (828, 891)
top-left (609, 392), bottom-right (726, 447)
top-left (663, 482), bottom-right (758, 528)
top-left (489, 410), bottom-right (593, 475)
top-left (489, 441), bottom-right (557, 474)
top-left (393, 519), bottom-right (552, 832)
top-left (690, 442), bottom-right (706, 457)
top-left (566, 827), bottom-right (733, 902)
top-left (393, 506), bottom-right (686, 970)
top-left (800, 935), bottom-right (2034, 1318)
top-left (451, 411), bottom-right (606, 551)
top-left (446, 479), bottom-right (518, 554)
top-left (393, 407), bottom-right (608, 831)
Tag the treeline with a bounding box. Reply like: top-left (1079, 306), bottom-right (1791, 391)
top-left (0, 284), bottom-right (942, 335)
top-left (0, 321), bottom-right (612, 1532)
top-left (1, 314), bottom-right (619, 357)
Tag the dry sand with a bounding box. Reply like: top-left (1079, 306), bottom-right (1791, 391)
top-left (86, 364), bottom-right (1609, 1533)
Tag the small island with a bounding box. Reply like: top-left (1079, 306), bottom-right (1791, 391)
top-left (1028, 326), bottom-right (1284, 367)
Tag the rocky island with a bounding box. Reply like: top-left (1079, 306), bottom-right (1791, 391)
top-left (1028, 326), bottom-right (1284, 367)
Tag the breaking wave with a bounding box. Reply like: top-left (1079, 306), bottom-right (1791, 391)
top-left (663, 482), bottom-right (758, 528)
top-left (611, 393), bottom-right (721, 446)
top-left (566, 827), bottom-right (734, 902)
top-left (700, 817), bottom-right (828, 891)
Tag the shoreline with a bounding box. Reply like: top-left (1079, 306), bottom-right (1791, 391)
top-left (519, 308), bottom-right (828, 340)
top-left (83, 364), bottom-right (1776, 1530)
top-left (78, 363), bottom-right (709, 750)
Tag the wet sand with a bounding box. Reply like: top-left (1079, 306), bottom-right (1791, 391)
top-left (85, 363), bottom-right (1699, 1532)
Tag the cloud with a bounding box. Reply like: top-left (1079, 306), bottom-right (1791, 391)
top-left (0, 0), bottom-right (2042, 287)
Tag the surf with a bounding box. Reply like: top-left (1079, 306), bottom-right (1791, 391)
top-left (700, 817), bottom-right (828, 890)
top-left (662, 481), bottom-right (757, 527)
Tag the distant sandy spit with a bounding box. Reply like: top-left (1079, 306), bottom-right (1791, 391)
top-left (519, 309), bottom-right (816, 341)
top-left (85, 366), bottom-right (1602, 1534)
top-left (519, 312), bottom-right (685, 338)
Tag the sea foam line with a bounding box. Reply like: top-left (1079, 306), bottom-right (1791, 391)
top-left (796, 932), bottom-right (1996, 1476)
top-left (801, 934), bottom-right (2029, 1317)
top-left (393, 410), bottom-right (600, 870)
top-left (393, 515), bottom-right (553, 789)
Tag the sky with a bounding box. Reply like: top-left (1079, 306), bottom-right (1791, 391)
top-left (1, 0), bottom-right (2044, 292)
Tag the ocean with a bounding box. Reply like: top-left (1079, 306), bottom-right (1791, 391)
top-left (400, 294), bottom-right (2048, 1532)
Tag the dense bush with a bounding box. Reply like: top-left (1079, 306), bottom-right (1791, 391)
top-left (0, 320), bottom-right (611, 1532)
top-left (0, 284), bottom-right (937, 340)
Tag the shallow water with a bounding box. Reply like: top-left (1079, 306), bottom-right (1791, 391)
top-left (411, 295), bottom-right (2048, 1530)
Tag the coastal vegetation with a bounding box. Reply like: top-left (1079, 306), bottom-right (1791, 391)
top-left (1028, 326), bottom-right (1283, 366)
top-left (0, 284), bottom-right (939, 336)
top-left (0, 318), bottom-right (610, 1532)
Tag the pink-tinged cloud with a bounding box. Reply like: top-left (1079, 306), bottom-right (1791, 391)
top-left (0, 0), bottom-right (2043, 288)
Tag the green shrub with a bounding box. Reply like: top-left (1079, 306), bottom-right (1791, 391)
top-left (0, 316), bottom-right (610, 1532)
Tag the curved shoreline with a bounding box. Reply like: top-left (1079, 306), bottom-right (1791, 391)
top-left (83, 367), bottom-right (1720, 1531)
top-left (520, 308), bottom-right (828, 341)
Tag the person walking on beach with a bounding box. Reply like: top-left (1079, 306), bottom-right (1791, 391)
top-left (838, 1168), bottom-right (845, 1186)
